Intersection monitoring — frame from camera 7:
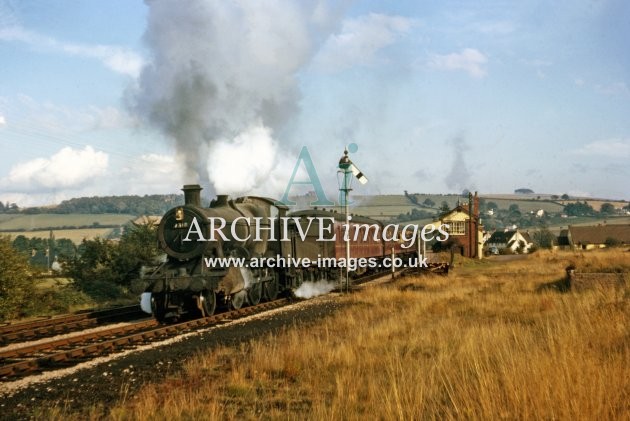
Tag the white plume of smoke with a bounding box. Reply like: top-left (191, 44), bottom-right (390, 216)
top-left (294, 280), bottom-right (337, 298)
top-left (207, 123), bottom-right (295, 196)
top-left (128, 0), bottom-right (342, 195)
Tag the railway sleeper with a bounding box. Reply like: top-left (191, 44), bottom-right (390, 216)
top-left (0, 361), bottom-right (36, 377)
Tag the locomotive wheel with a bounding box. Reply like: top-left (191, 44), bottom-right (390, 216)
top-left (202, 290), bottom-right (217, 316)
top-left (230, 290), bottom-right (246, 310)
top-left (247, 282), bottom-right (262, 306)
top-left (263, 273), bottom-right (279, 301)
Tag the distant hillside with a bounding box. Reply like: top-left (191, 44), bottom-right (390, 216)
top-left (0, 214), bottom-right (136, 231)
top-left (14, 194), bottom-right (185, 215)
top-left (4, 191), bottom-right (628, 225)
top-left (0, 213), bottom-right (139, 245)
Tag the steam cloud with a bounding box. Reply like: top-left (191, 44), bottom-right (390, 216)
top-left (128, 0), bottom-right (341, 195)
top-left (444, 135), bottom-right (472, 193)
top-left (294, 280), bottom-right (337, 298)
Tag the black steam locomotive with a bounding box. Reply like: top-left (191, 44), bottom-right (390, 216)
top-left (139, 184), bottom-right (426, 322)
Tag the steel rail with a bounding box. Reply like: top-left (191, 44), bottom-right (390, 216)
top-left (0, 305), bottom-right (145, 345)
top-left (0, 268), bottom-right (418, 380)
top-left (0, 299), bottom-right (288, 380)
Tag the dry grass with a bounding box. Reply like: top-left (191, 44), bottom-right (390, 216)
top-left (519, 248), bottom-right (630, 273)
top-left (56, 250), bottom-right (630, 420)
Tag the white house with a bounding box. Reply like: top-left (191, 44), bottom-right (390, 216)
top-left (486, 229), bottom-right (534, 254)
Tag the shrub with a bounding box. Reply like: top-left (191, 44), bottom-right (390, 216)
top-left (0, 236), bottom-right (35, 321)
top-left (604, 237), bottom-right (620, 247)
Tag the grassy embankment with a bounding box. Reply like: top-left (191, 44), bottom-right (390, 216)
top-left (50, 250), bottom-right (630, 419)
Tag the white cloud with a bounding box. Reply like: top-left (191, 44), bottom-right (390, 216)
top-left (64, 44), bottom-right (144, 78)
top-left (0, 152), bottom-right (183, 207)
top-left (119, 153), bottom-right (184, 195)
top-left (0, 25), bottom-right (143, 77)
top-left (573, 138), bottom-right (630, 158)
top-left (83, 105), bottom-right (135, 130)
top-left (1, 146), bottom-right (109, 191)
top-left (6, 94), bottom-right (134, 133)
top-left (429, 48), bottom-right (488, 78)
top-left (0, 114), bottom-right (6, 127)
top-left (315, 13), bottom-right (414, 72)
top-left (595, 82), bottom-right (629, 96)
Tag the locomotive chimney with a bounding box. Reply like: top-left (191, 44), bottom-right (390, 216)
top-left (182, 184), bottom-right (203, 207)
top-left (215, 195), bottom-right (229, 206)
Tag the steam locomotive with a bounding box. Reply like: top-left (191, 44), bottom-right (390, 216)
top-left (139, 184), bottom-right (428, 322)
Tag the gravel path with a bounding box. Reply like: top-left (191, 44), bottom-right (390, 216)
top-left (0, 295), bottom-right (345, 420)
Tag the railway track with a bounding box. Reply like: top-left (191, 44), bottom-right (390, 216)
top-left (0, 268), bottom-right (417, 382)
top-left (0, 305), bottom-right (146, 345)
top-left (0, 299), bottom-right (288, 380)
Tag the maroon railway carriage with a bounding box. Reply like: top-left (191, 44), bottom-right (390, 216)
top-left (286, 209), bottom-right (418, 278)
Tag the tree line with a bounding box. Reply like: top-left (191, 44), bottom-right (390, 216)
top-left (0, 222), bottom-right (160, 321)
top-left (2, 194), bottom-right (185, 215)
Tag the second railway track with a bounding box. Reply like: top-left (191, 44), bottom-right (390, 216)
top-left (0, 269), bottom-right (413, 383)
top-left (0, 298), bottom-right (289, 381)
top-left (0, 305), bottom-right (146, 345)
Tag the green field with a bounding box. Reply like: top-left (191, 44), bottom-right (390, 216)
top-left (1, 228), bottom-right (116, 244)
top-left (0, 213), bottom-right (136, 244)
top-left (0, 214), bottom-right (136, 231)
top-left (1, 194), bottom-right (626, 240)
top-left (342, 194), bottom-right (567, 219)
top-left (321, 194), bottom-right (470, 220)
top-left (544, 216), bottom-right (630, 234)
top-left (482, 198), bottom-right (564, 213)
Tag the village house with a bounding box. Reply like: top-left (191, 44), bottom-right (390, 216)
top-left (429, 192), bottom-right (484, 259)
top-left (486, 229), bottom-right (534, 254)
top-left (562, 224), bottom-right (630, 250)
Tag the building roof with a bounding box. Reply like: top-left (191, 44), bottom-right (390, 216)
top-left (438, 204), bottom-right (470, 220)
top-left (487, 229), bottom-right (533, 245)
top-left (557, 229), bottom-right (570, 246)
top-left (487, 230), bottom-right (517, 244)
top-left (569, 224), bottom-right (630, 245)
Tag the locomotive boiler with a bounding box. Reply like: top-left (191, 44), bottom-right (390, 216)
top-left (140, 185), bottom-right (288, 321)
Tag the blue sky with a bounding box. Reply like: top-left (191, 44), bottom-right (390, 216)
top-left (0, 0), bottom-right (629, 207)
